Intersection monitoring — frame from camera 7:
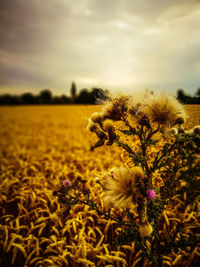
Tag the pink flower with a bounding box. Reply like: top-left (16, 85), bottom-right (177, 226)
top-left (63, 180), bottom-right (71, 188)
top-left (146, 189), bottom-right (156, 199)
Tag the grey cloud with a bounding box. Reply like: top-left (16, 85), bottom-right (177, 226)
top-left (0, 0), bottom-right (200, 95)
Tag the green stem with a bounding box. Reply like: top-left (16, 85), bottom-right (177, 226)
top-left (66, 192), bottom-right (135, 227)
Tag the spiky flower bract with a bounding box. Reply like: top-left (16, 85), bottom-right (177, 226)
top-left (100, 166), bottom-right (144, 209)
top-left (139, 221), bottom-right (153, 237)
top-left (87, 119), bottom-right (97, 132)
top-left (103, 119), bottom-right (114, 131)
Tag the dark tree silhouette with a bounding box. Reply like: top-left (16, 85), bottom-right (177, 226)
top-left (39, 89), bottom-right (52, 104)
top-left (177, 89), bottom-right (187, 103)
top-left (52, 95), bottom-right (70, 104)
top-left (76, 89), bottom-right (93, 104)
top-left (0, 94), bottom-right (20, 105)
top-left (70, 81), bottom-right (77, 103)
top-left (177, 88), bottom-right (200, 104)
top-left (21, 93), bottom-right (35, 104)
top-left (196, 88), bottom-right (200, 98)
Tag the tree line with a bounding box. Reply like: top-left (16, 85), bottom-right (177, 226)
top-left (0, 83), bottom-right (109, 105)
top-left (177, 88), bottom-right (200, 104)
top-left (0, 83), bottom-right (200, 105)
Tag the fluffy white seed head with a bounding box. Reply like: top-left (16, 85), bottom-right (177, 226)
top-left (101, 166), bottom-right (144, 209)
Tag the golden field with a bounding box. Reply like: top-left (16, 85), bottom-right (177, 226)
top-left (0, 105), bottom-right (200, 266)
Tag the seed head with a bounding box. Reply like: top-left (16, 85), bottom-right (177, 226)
top-left (101, 166), bottom-right (144, 209)
top-left (102, 95), bottom-right (129, 121)
top-left (145, 94), bottom-right (186, 128)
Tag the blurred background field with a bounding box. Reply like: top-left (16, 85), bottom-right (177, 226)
top-left (0, 104), bottom-right (199, 266)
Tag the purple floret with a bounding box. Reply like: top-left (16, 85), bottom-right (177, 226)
top-left (63, 180), bottom-right (71, 188)
top-left (146, 189), bottom-right (156, 199)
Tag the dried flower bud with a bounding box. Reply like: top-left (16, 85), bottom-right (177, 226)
top-left (139, 221), bottom-right (153, 237)
top-left (90, 112), bottom-right (103, 123)
top-left (174, 116), bottom-right (186, 125)
top-left (63, 180), bottom-right (71, 188)
top-left (138, 114), bottom-right (151, 128)
top-left (87, 119), bottom-right (97, 132)
top-left (169, 128), bottom-right (178, 136)
top-left (146, 189), bottom-right (156, 199)
top-left (178, 126), bottom-right (185, 134)
top-left (193, 125), bottom-right (200, 136)
top-left (103, 119), bottom-right (117, 145)
top-left (103, 119), bottom-right (114, 131)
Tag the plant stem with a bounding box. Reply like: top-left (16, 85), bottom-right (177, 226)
top-left (66, 192), bottom-right (135, 227)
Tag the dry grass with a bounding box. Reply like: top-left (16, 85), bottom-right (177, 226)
top-left (0, 105), bottom-right (199, 266)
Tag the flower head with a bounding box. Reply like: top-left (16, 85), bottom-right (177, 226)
top-left (100, 166), bottom-right (144, 209)
top-left (146, 189), bottom-right (156, 199)
top-left (90, 112), bottom-right (104, 123)
top-left (63, 180), bottom-right (71, 188)
top-left (144, 94), bottom-right (186, 128)
top-left (102, 95), bottom-right (129, 121)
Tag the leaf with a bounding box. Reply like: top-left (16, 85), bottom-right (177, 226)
top-left (129, 153), bottom-right (145, 165)
top-left (119, 128), bottom-right (136, 135)
top-left (117, 141), bottom-right (133, 154)
top-left (145, 138), bottom-right (159, 146)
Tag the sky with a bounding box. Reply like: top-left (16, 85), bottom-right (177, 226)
top-left (0, 0), bottom-right (200, 96)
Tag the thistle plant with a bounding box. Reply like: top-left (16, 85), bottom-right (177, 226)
top-left (54, 92), bottom-right (200, 265)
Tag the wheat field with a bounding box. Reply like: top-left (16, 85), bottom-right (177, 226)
top-left (0, 105), bottom-right (199, 266)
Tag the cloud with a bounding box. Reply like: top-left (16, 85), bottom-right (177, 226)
top-left (0, 0), bottom-right (200, 95)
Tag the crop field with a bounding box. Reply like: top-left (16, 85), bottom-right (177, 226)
top-left (0, 104), bottom-right (200, 266)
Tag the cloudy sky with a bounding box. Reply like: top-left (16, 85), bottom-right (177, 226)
top-left (0, 0), bottom-right (200, 96)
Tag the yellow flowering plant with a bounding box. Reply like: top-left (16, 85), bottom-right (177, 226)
top-left (54, 92), bottom-right (200, 266)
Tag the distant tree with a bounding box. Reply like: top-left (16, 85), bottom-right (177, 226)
top-left (70, 81), bottom-right (77, 103)
top-left (177, 89), bottom-right (187, 103)
top-left (195, 87), bottom-right (200, 98)
top-left (52, 95), bottom-right (70, 104)
top-left (76, 89), bottom-right (93, 104)
top-left (39, 89), bottom-right (52, 104)
top-left (60, 95), bottom-right (70, 104)
top-left (21, 93), bottom-right (35, 104)
top-left (76, 88), bottom-right (109, 104)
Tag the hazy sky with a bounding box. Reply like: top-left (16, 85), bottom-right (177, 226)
top-left (0, 0), bottom-right (200, 96)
